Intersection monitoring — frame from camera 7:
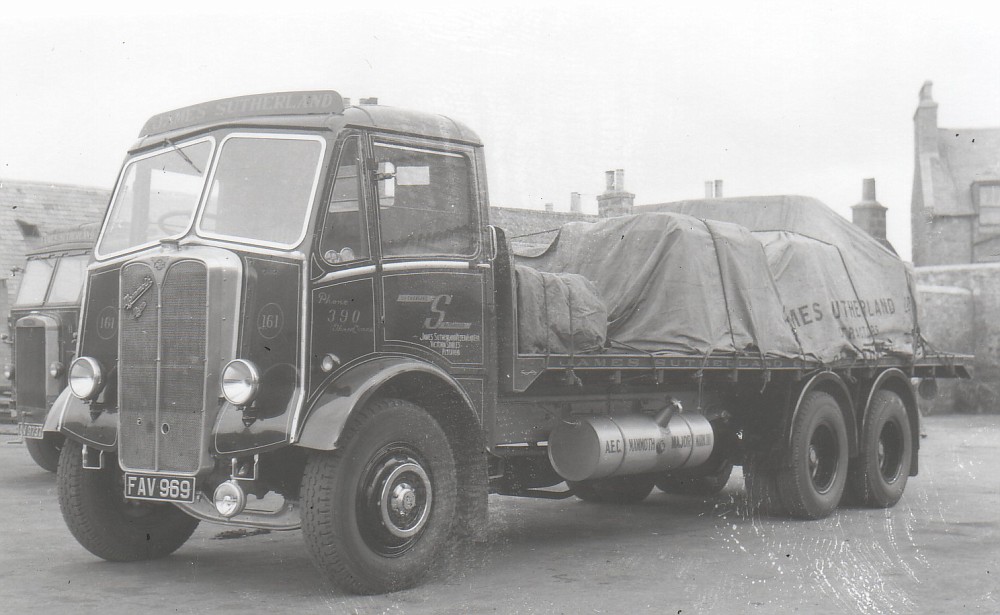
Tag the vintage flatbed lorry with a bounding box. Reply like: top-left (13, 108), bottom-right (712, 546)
top-left (4, 225), bottom-right (96, 471)
top-left (46, 90), bottom-right (968, 594)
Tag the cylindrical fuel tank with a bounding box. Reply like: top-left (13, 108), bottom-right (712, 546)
top-left (548, 413), bottom-right (714, 482)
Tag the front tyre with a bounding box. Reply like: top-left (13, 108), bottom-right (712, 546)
top-left (847, 390), bottom-right (912, 508)
top-left (301, 398), bottom-right (458, 594)
top-left (25, 433), bottom-right (63, 473)
top-left (776, 391), bottom-right (849, 519)
top-left (57, 439), bottom-right (199, 561)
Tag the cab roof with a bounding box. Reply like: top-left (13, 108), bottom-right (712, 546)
top-left (26, 222), bottom-right (98, 257)
top-left (136, 90), bottom-right (481, 149)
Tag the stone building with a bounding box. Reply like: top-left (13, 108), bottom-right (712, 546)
top-left (911, 81), bottom-right (1000, 266)
top-left (907, 82), bottom-right (1000, 412)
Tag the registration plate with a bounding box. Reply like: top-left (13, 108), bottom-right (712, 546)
top-left (124, 473), bottom-right (196, 503)
top-left (17, 423), bottom-right (43, 439)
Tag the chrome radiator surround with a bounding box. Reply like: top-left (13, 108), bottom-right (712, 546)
top-left (117, 246), bottom-right (241, 475)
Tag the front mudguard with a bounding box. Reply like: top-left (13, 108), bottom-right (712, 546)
top-left (295, 356), bottom-right (476, 451)
top-left (50, 387), bottom-right (117, 451)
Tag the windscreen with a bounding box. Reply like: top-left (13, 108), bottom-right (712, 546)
top-left (14, 258), bottom-right (55, 306)
top-left (47, 254), bottom-right (90, 304)
top-left (198, 134), bottom-right (325, 247)
top-left (97, 139), bottom-right (212, 258)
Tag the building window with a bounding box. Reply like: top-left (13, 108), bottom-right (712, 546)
top-left (977, 183), bottom-right (1000, 226)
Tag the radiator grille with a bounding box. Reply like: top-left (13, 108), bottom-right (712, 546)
top-left (14, 325), bottom-right (45, 410)
top-left (119, 260), bottom-right (207, 473)
top-left (158, 261), bottom-right (207, 472)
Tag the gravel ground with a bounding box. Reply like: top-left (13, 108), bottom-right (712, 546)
top-left (1, 414), bottom-right (997, 614)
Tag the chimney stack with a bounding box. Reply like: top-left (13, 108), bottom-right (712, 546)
top-left (544, 202), bottom-right (554, 212)
top-left (570, 192), bottom-right (582, 213)
top-left (851, 177), bottom-right (887, 243)
top-left (597, 169), bottom-right (635, 218)
top-left (914, 81), bottom-right (938, 153)
top-left (704, 179), bottom-right (724, 198)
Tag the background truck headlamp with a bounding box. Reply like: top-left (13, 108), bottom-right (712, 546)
top-left (49, 361), bottom-right (65, 379)
top-left (68, 357), bottom-right (103, 400)
top-left (221, 359), bottom-right (260, 406)
top-left (2, 364), bottom-right (12, 381)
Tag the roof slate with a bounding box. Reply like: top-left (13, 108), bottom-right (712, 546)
top-left (0, 179), bottom-right (109, 307)
top-left (925, 127), bottom-right (1000, 217)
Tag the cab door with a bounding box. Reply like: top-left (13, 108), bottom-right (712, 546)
top-left (370, 137), bottom-right (489, 415)
top-left (307, 134), bottom-right (378, 401)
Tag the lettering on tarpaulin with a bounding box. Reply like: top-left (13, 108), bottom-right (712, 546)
top-left (786, 297), bottom-right (899, 328)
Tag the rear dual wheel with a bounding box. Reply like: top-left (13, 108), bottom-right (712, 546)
top-left (776, 391), bottom-right (849, 519)
top-left (848, 390), bottom-right (911, 508)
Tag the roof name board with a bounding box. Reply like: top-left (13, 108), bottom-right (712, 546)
top-left (140, 91), bottom-right (345, 137)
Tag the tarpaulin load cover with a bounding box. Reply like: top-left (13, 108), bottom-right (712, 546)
top-left (513, 204), bottom-right (918, 362)
top-left (640, 197), bottom-right (918, 361)
top-left (515, 266), bottom-right (608, 354)
top-left (513, 212), bottom-right (802, 357)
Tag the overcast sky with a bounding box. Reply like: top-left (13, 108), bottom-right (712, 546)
top-left (2, 1), bottom-right (998, 260)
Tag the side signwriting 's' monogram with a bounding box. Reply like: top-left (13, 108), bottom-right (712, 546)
top-left (123, 276), bottom-right (153, 320)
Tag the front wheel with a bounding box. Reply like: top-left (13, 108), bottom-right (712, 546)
top-left (301, 398), bottom-right (458, 594)
top-left (25, 433), bottom-right (64, 473)
top-left (847, 390), bottom-right (912, 508)
top-left (776, 391), bottom-right (849, 519)
top-left (57, 439), bottom-right (199, 561)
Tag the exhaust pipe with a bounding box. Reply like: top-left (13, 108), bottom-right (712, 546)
top-left (548, 401), bottom-right (714, 482)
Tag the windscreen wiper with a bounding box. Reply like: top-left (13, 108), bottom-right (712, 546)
top-left (165, 138), bottom-right (202, 175)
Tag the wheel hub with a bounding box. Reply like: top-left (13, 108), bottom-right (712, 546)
top-left (807, 424), bottom-right (838, 494)
top-left (391, 482), bottom-right (418, 514)
top-left (379, 463), bottom-right (431, 538)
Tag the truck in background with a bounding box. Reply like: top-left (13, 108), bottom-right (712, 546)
top-left (48, 91), bottom-right (968, 594)
top-left (5, 225), bottom-right (97, 471)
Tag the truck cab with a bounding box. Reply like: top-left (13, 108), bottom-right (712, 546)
top-left (54, 91), bottom-right (494, 592)
top-left (6, 226), bottom-right (95, 471)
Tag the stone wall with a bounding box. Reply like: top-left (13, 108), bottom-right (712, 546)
top-left (916, 263), bottom-right (1000, 413)
top-left (916, 284), bottom-right (975, 413)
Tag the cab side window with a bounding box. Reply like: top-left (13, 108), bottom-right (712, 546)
top-left (319, 137), bottom-right (369, 264)
top-left (374, 142), bottom-right (478, 257)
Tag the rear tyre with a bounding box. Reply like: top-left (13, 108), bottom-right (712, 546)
top-left (656, 460), bottom-right (734, 496)
top-left (847, 390), bottom-right (912, 508)
top-left (776, 391), bottom-right (849, 519)
top-left (57, 439), bottom-right (199, 561)
top-left (25, 433), bottom-right (63, 473)
top-left (301, 398), bottom-right (458, 594)
top-left (568, 474), bottom-right (655, 503)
